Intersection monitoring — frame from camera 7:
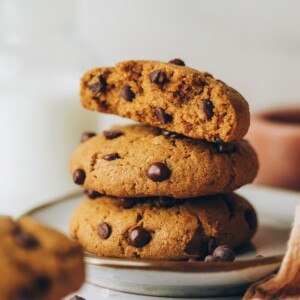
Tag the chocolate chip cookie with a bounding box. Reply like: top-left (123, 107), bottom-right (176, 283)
top-left (70, 193), bottom-right (257, 260)
top-left (0, 216), bottom-right (85, 300)
top-left (80, 60), bottom-right (250, 142)
top-left (70, 124), bottom-right (258, 198)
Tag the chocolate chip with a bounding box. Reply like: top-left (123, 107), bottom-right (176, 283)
top-left (204, 255), bottom-right (222, 262)
top-left (154, 108), bottom-right (172, 124)
top-left (213, 245), bottom-right (235, 262)
top-left (103, 130), bottom-right (124, 140)
top-left (34, 276), bottom-right (51, 293)
top-left (98, 222), bottom-right (111, 239)
top-left (161, 129), bottom-right (183, 139)
top-left (245, 210), bottom-right (257, 230)
top-left (157, 197), bottom-right (174, 208)
top-left (207, 238), bottom-right (217, 254)
top-left (217, 143), bottom-right (236, 153)
top-left (119, 198), bottom-right (136, 209)
top-left (201, 99), bottom-right (214, 119)
top-left (12, 226), bottom-right (39, 249)
top-left (128, 227), bottom-right (151, 248)
top-left (70, 296), bottom-right (86, 300)
top-left (120, 86), bottom-right (135, 101)
top-left (73, 169), bottom-right (86, 185)
top-left (81, 131), bottom-right (96, 143)
top-left (149, 70), bottom-right (166, 84)
top-left (88, 76), bottom-right (107, 93)
top-left (103, 153), bottom-right (120, 161)
top-left (168, 58), bottom-right (185, 66)
top-left (84, 189), bottom-right (102, 199)
top-left (147, 162), bottom-right (171, 182)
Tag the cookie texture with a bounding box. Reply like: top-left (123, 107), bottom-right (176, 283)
top-left (0, 216), bottom-right (85, 300)
top-left (70, 193), bottom-right (257, 260)
top-left (80, 60), bottom-right (250, 142)
top-left (70, 124), bottom-right (258, 198)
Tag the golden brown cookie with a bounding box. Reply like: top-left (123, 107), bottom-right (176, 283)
top-left (80, 60), bottom-right (250, 142)
top-left (0, 216), bottom-right (85, 300)
top-left (70, 124), bottom-right (258, 198)
top-left (70, 193), bottom-right (257, 260)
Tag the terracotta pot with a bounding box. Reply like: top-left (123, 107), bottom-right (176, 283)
top-left (246, 108), bottom-right (300, 191)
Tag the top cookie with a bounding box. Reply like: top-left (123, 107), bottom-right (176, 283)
top-left (0, 216), bottom-right (85, 300)
top-left (80, 60), bottom-right (250, 142)
top-left (70, 124), bottom-right (258, 198)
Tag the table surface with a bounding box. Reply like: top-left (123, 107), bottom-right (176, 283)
top-left (65, 283), bottom-right (241, 300)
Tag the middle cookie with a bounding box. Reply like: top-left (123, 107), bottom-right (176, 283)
top-left (70, 124), bottom-right (258, 198)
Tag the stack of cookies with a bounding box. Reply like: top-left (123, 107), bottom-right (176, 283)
top-left (69, 59), bottom-right (259, 261)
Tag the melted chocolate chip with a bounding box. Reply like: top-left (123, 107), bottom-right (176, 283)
top-left (156, 197), bottom-right (174, 208)
top-left (245, 210), bottom-right (257, 230)
top-left (73, 169), bottom-right (86, 185)
top-left (87, 76), bottom-right (107, 93)
top-left (147, 162), bottom-right (171, 182)
top-left (215, 136), bottom-right (236, 153)
top-left (149, 70), bottom-right (166, 84)
top-left (34, 276), bottom-right (51, 293)
top-left (103, 130), bottom-right (124, 140)
top-left (119, 198), bottom-right (136, 209)
top-left (103, 153), bottom-right (120, 161)
top-left (128, 227), bottom-right (151, 248)
top-left (98, 222), bottom-right (111, 239)
top-left (154, 108), bottom-right (172, 124)
top-left (204, 255), bottom-right (222, 262)
top-left (168, 58), bottom-right (185, 66)
top-left (12, 226), bottom-right (39, 249)
top-left (161, 129), bottom-right (183, 139)
top-left (84, 189), bottom-right (102, 199)
top-left (201, 99), bottom-right (214, 119)
top-left (81, 131), bottom-right (96, 143)
top-left (213, 245), bottom-right (235, 262)
top-left (120, 86), bottom-right (135, 101)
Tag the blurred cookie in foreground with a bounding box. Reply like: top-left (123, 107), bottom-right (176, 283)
top-left (70, 193), bottom-right (257, 260)
top-left (0, 216), bottom-right (85, 300)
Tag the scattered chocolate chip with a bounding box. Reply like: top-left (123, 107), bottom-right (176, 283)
top-left (215, 136), bottom-right (236, 153)
top-left (119, 198), bottom-right (136, 209)
top-left (207, 238), bottom-right (217, 254)
top-left (255, 255), bottom-right (264, 259)
top-left (245, 210), bottom-right (257, 230)
top-left (161, 129), bottom-right (183, 139)
top-left (34, 276), bottom-right (51, 293)
top-left (87, 76), bottom-right (107, 93)
top-left (149, 70), bottom-right (166, 84)
top-left (157, 197), bottom-right (174, 208)
top-left (84, 189), bottom-right (102, 199)
top-left (12, 226), bottom-right (39, 249)
top-left (168, 58), bottom-right (185, 66)
top-left (147, 162), bottom-right (171, 182)
top-left (201, 99), bottom-right (214, 119)
top-left (213, 245), bottom-right (235, 262)
top-left (204, 255), bottom-right (222, 262)
top-left (73, 169), bottom-right (86, 185)
top-left (81, 131), bottom-right (96, 143)
top-left (103, 153), bottom-right (120, 161)
top-left (103, 130), bottom-right (124, 140)
top-left (128, 227), bottom-right (151, 248)
top-left (70, 296), bottom-right (86, 300)
top-left (98, 222), bottom-right (111, 239)
top-left (154, 108), bottom-right (172, 124)
top-left (120, 86), bottom-right (135, 101)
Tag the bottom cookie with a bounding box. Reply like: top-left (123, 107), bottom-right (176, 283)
top-left (0, 216), bottom-right (85, 300)
top-left (70, 193), bottom-right (257, 260)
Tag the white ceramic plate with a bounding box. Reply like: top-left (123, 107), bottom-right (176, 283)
top-left (24, 185), bottom-right (299, 298)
